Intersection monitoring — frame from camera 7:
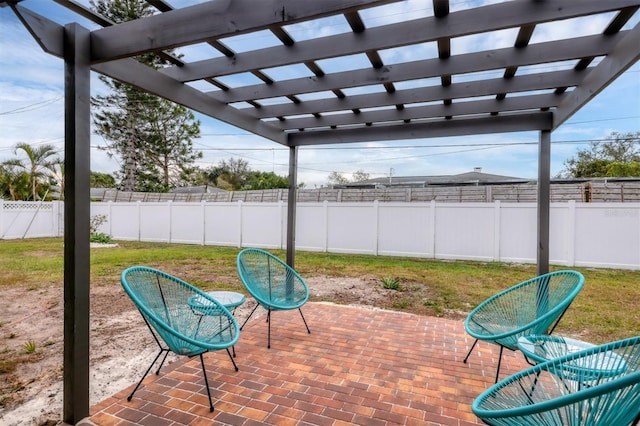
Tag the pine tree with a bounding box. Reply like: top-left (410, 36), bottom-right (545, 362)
top-left (90, 0), bottom-right (201, 192)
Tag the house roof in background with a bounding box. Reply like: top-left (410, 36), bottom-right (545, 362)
top-left (339, 168), bottom-right (527, 188)
top-left (170, 185), bottom-right (227, 194)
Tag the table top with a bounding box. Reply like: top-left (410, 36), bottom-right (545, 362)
top-left (205, 291), bottom-right (246, 308)
top-left (518, 335), bottom-right (595, 364)
top-left (518, 335), bottom-right (626, 378)
top-left (189, 291), bottom-right (246, 310)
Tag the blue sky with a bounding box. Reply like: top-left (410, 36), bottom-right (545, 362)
top-left (1, 0), bottom-right (638, 188)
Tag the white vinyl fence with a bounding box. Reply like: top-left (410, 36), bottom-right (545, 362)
top-left (2, 200), bottom-right (639, 270)
top-left (0, 200), bottom-right (63, 239)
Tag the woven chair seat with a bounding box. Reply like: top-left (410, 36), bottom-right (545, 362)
top-left (121, 266), bottom-right (240, 412)
top-left (464, 270), bottom-right (585, 382)
top-left (237, 248), bottom-right (310, 348)
top-left (473, 336), bottom-right (640, 426)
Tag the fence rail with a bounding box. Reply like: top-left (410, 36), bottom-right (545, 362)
top-left (96, 182), bottom-right (640, 203)
top-left (2, 199), bottom-right (637, 270)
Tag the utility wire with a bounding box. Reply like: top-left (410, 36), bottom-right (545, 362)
top-left (0, 97), bottom-right (63, 115)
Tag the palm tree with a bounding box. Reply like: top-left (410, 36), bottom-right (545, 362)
top-left (12, 143), bottom-right (60, 201)
top-left (0, 162), bottom-right (30, 200)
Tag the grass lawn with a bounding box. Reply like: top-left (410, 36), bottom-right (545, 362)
top-left (1, 237), bottom-right (639, 344)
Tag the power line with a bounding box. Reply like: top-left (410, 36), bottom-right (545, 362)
top-left (0, 97), bottom-right (63, 115)
top-left (191, 135), bottom-right (640, 153)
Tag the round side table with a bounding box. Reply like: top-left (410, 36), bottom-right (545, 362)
top-left (189, 291), bottom-right (246, 357)
top-left (518, 335), bottom-right (626, 382)
top-left (189, 290), bottom-right (246, 314)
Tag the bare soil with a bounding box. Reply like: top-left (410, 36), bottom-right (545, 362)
top-left (0, 274), bottom-right (406, 425)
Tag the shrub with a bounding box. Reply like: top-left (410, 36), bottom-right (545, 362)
top-left (23, 341), bottom-right (36, 353)
top-left (90, 232), bottom-right (112, 244)
top-left (89, 214), bottom-right (112, 244)
top-left (381, 277), bottom-right (400, 290)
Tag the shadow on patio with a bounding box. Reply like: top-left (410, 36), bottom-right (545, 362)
top-left (82, 303), bottom-right (529, 425)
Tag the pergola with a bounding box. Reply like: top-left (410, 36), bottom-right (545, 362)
top-left (3, 0), bottom-right (640, 423)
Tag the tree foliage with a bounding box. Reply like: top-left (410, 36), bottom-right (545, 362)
top-left (245, 171), bottom-right (289, 190)
top-left (327, 169), bottom-right (371, 186)
top-left (193, 157), bottom-right (291, 190)
top-left (90, 172), bottom-right (116, 188)
top-left (0, 162), bottom-right (30, 200)
top-left (561, 131), bottom-right (640, 178)
top-left (328, 171), bottom-right (349, 185)
top-left (90, 0), bottom-right (201, 192)
top-left (0, 143), bottom-right (61, 200)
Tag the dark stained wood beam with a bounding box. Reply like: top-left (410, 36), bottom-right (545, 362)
top-left (288, 112), bottom-right (553, 146)
top-left (210, 33), bottom-right (624, 103)
top-left (246, 69), bottom-right (587, 118)
top-left (161, 0), bottom-right (640, 82)
top-left (90, 0), bottom-right (400, 62)
top-left (554, 22), bottom-right (640, 129)
top-left (276, 93), bottom-right (564, 130)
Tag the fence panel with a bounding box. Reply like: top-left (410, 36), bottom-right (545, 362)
top-left (326, 203), bottom-right (377, 254)
top-left (203, 203), bottom-right (240, 247)
top-left (434, 203), bottom-right (496, 261)
top-left (377, 203), bottom-right (433, 257)
top-left (295, 202), bottom-right (328, 252)
top-left (170, 203), bottom-right (204, 244)
top-left (0, 201), bottom-right (59, 239)
top-left (138, 203), bottom-right (170, 242)
top-left (240, 202), bottom-right (283, 249)
top-left (108, 203), bottom-right (140, 241)
top-left (573, 203), bottom-right (640, 269)
top-left (4, 200), bottom-right (640, 270)
top-left (498, 203), bottom-right (537, 263)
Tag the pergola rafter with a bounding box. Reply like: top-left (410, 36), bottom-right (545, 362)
top-left (3, 0), bottom-right (640, 424)
top-left (11, 0), bottom-right (639, 145)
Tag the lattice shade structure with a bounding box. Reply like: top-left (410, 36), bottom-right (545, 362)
top-left (4, 0), bottom-right (639, 143)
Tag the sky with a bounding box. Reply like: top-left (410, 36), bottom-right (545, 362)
top-left (1, 0), bottom-right (639, 188)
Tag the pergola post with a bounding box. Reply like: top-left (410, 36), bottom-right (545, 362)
top-left (537, 130), bottom-right (551, 275)
top-left (63, 22), bottom-right (91, 424)
top-left (286, 146), bottom-right (298, 268)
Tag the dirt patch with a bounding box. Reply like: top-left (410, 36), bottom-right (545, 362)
top-left (0, 275), bottom-right (409, 425)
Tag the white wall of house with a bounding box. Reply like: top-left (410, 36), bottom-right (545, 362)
top-left (2, 200), bottom-right (639, 270)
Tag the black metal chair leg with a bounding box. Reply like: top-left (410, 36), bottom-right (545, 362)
top-left (199, 353), bottom-right (214, 412)
top-left (495, 346), bottom-right (504, 383)
top-left (155, 349), bottom-right (171, 375)
top-left (240, 303), bottom-right (260, 330)
top-left (128, 348), bottom-right (168, 402)
top-left (463, 339), bottom-right (479, 363)
top-left (267, 309), bottom-right (271, 349)
top-left (226, 348), bottom-right (239, 372)
top-left (298, 308), bottom-right (311, 334)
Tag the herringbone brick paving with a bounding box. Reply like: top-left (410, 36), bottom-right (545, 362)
top-left (81, 303), bottom-right (529, 425)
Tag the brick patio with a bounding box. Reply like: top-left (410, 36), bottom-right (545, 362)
top-left (81, 303), bottom-right (529, 425)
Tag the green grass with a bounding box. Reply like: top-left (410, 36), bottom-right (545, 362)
top-left (1, 237), bottom-right (639, 344)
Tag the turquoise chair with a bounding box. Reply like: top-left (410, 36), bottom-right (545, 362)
top-left (472, 336), bottom-right (640, 426)
top-left (120, 266), bottom-right (240, 412)
top-left (236, 248), bottom-right (310, 348)
top-left (464, 270), bottom-right (585, 382)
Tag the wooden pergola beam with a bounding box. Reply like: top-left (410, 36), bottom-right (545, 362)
top-left (209, 33), bottom-right (624, 104)
top-left (162, 0), bottom-right (640, 83)
top-left (247, 69), bottom-right (588, 119)
top-left (553, 22), bottom-right (640, 129)
top-left (287, 112), bottom-right (553, 146)
top-left (89, 0), bottom-right (401, 62)
top-left (276, 93), bottom-right (565, 131)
